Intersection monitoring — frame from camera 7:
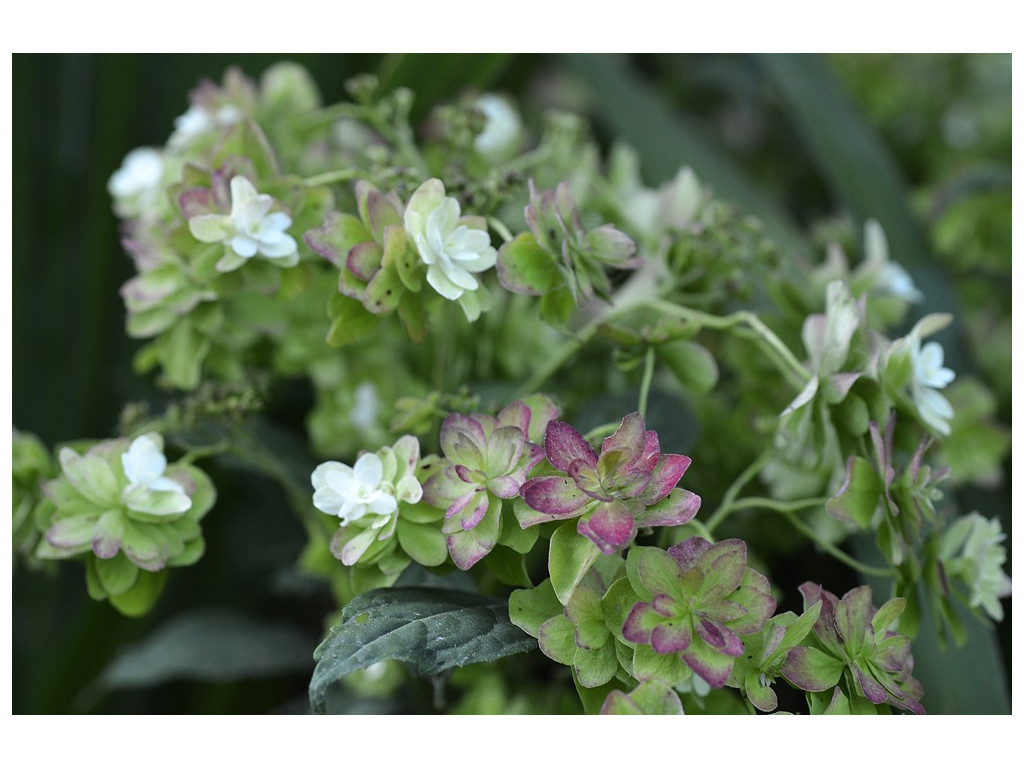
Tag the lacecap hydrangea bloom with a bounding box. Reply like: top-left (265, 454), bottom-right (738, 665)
top-left (403, 178), bottom-right (497, 321)
top-left (188, 175), bottom-right (299, 272)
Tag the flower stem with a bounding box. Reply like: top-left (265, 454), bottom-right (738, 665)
top-left (637, 346), bottom-right (656, 420)
top-left (303, 168), bottom-right (361, 187)
top-left (704, 450), bottom-right (772, 534)
top-left (775, 510), bottom-right (895, 579)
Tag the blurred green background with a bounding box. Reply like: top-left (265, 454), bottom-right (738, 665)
top-left (12, 53), bottom-right (1011, 713)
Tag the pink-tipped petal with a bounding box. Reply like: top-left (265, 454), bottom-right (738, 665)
top-left (635, 488), bottom-right (701, 528)
top-left (651, 620), bottom-right (694, 654)
top-left (577, 500), bottom-right (636, 554)
top-left (521, 475), bottom-right (590, 517)
top-left (641, 454), bottom-right (692, 504)
top-left (544, 421), bottom-right (596, 473)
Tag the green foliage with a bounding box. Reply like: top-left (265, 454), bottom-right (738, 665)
top-left (308, 587), bottom-right (536, 714)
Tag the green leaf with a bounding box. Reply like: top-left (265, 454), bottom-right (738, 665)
top-left (325, 293), bottom-right (380, 347)
top-left (548, 521), bottom-right (601, 605)
top-left (657, 340), bottom-right (719, 395)
top-left (97, 608), bottom-right (313, 689)
top-left (308, 587), bottom-right (535, 714)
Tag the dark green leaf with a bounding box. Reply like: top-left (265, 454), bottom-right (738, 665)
top-left (309, 587), bottom-right (535, 714)
top-left (97, 608), bottom-right (314, 689)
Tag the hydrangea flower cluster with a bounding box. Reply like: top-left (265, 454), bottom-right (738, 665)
top-left (17, 62), bottom-right (1009, 716)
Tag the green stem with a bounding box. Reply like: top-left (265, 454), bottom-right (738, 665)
top-left (776, 511), bottom-right (894, 579)
top-left (303, 168), bottom-right (361, 187)
top-left (704, 450), bottom-right (772, 534)
top-left (637, 346), bottom-right (656, 420)
top-left (727, 496), bottom-right (830, 514)
top-left (583, 421), bottom-right (621, 443)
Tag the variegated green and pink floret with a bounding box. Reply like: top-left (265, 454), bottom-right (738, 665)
top-left (518, 412), bottom-right (700, 554)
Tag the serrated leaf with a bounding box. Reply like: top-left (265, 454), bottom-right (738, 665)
top-left (308, 587), bottom-right (535, 714)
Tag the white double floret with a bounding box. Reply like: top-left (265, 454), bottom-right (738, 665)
top-left (312, 452), bottom-right (422, 528)
top-left (120, 433), bottom-right (192, 514)
top-left (188, 176), bottom-right (298, 272)
top-left (404, 179), bottom-right (497, 320)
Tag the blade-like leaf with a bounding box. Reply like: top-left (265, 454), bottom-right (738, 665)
top-left (309, 587), bottom-right (535, 714)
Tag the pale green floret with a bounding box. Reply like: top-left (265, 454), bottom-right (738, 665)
top-left (941, 512), bottom-right (1012, 621)
top-left (188, 176), bottom-right (298, 272)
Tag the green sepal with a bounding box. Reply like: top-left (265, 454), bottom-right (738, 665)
top-left (508, 579), bottom-right (562, 638)
top-left (573, 642), bottom-right (619, 688)
top-left (397, 291), bottom-right (428, 343)
top-left (362, 266), bottom-right (404, 315)
top-left (396, 518), bottom-right (448, 567)
top-left (95, 554), bottom-right (140, 597)
top-left (108, 569), bottom-right (167, 617)
top-left (573, 669), bottom-right (628, 715)
top-left (626, 545), bottom-right (682, 603)
top-left (498, 506), bottom-right (540, 554)
top-left (538, 614), bottom-right (576, 665)
top-left (601, 576), bottom-right (641, 640)
top-left (167, 537), bottom-right (205, 568)
top-left (600, 680), bottom-right (684, 715)
top-left (210, 119), bottom-right (280, 180)
top-left (549, 521), bottom-right (600, 605)
top-left (326, 293), bottom-right (380, 347)
top-left (397, 501), bottom-right (445, 525)
top-left (384, 226), bottom-right (423, 292)
top-left (485, 545), bottom-right (532, 588)
top-left (826, 455), bottom-right (882, 528)
top-left (496, 233), bottom-right (563, 295)
top-left (539, 286), bottom-right (575, 328)
top-left (807, 686), bottom-right (851, 715)
top-left (657, 340), bottom-right (719, 394)
top-left (632, 642), bottom-right (693, 687)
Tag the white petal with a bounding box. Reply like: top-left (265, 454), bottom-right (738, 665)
top-left (259, 234), bottom-right (298, 259)
top-left (229, 176), bottom-right (258, 208)
top-left (261, 211), bottom-right (292, 233)
top-left (440, 262), bottom-right (479, 291)
top-left (189, 214), bottom-right (234, 243)
top-left (353, 453), bottom-right (384, 488)
top-left (368, 494), bottom-right (397, 516)
top-left (426, 197), bottom-right (460, 238)
top-left (122, 434), bottom-right (167, 485)
top-left (426, 264), bottom-right (465, 300)
top-left (231, 236), bottom-right (259, 258)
